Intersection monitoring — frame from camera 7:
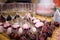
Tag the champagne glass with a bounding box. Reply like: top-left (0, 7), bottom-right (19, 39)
top-left (32, 4), bottom-right (36, 17)
top-left (4, 14), bottom-right (8, 21)
top-left (10, 12), bottom-right (15, 24)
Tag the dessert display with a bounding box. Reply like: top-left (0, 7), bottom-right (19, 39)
top-left (0, 3), bottom-right (60, 40)
top-left (0, 11), bottom-right (60, 40)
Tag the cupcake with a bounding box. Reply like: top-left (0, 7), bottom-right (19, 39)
top-left (12, 23), bottom-right (20, 34)
top-left (18, 28), bottom-right (23, 35)
top-left (35, 22), bottom-right (44, 28)
top-left (12, 23), bottom-right (20, 29)
top-left (3, 21), bottom-right (11, 33)
top-left (22, 23), bottom-right (30, 36)
top-left (6, 27), bottom-right (12, 35)
top-left (33, 19), bottom-right (40, 24)
top-left (22, 23), bottom-right (30, 30)
top-left (3, 21), bottom-right (11, 29)
top-left (29, 27), bottom-right (36, 40)
top-left (30, 27), bottom-right (37, 34)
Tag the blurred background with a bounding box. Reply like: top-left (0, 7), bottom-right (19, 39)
top-left (0, 0), bottom-right (37, 3)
